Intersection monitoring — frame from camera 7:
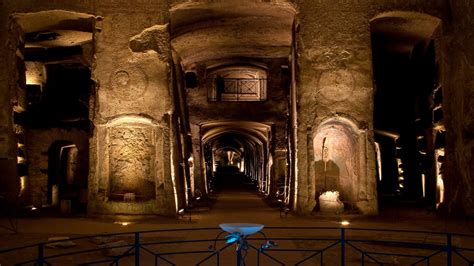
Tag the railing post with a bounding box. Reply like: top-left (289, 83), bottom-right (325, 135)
top-left (446, 233), bottom-right (452, 266)
top-left (36, 243), bottom-right (45, 266)
top-left (135, 232), bottom-right (140, 266)
top-left (341, 228), bottom-right (345, 266)
top-left (257, 246), bottom-right (261, 266)
top-left (237, 246), bottom-right (242, 266)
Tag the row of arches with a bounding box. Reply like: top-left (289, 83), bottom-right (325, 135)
top-left (5, 6), bottom-right (448, 215)
top-left (200, 121), bottom-right (272, 195)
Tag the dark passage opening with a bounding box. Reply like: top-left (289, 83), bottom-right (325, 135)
top-left (371, 13), bottom-right (443, 210)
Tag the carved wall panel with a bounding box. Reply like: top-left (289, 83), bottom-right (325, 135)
top-left (109, 125), bottom-right (156, 201)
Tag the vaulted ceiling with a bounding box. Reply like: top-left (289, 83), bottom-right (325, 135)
top-left (170, 1), bottom-right (296, 68)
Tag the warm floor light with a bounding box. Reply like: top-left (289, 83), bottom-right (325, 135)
top-left (31, 206), bottom-right (37, 211)
top-left (341, 220), bottom-right (350, 226)
top-left (114, 221), bottom-right (131, 226)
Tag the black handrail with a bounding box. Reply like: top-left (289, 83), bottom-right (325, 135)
top-left (1, 226), bottom-right (473, 265)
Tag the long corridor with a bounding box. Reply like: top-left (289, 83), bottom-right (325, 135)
top-left (200, 171), bottom-right (282, 225)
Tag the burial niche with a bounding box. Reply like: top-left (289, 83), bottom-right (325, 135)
top-left (108, 118), bottom-right (157, 202)
top-left (313, 118), bottom-right (360, 211)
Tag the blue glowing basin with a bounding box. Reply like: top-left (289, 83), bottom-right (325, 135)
top-left (219, 223), bottom-right (264, 236)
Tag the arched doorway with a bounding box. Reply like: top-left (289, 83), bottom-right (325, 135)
top-left (201, 121), bottom-right (273, 197)
top-left (311, 117), bottom-right (366, 213)
top-left (370, 11), bottom-right (443, 210)
top-left (48, 141), bottom-right (84, 212)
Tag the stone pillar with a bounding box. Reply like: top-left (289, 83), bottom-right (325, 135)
top-left (0, 1), bottom-right (19, 208)
top-left (441, 0), bottom-right (474, 215)
top-left (89, 1), bottom-right (178, 215)
top-left (295, 1), bottom-right (377, 214)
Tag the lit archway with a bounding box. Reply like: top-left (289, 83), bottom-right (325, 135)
top-left (201, 121), bottom-right (272, 196)
top-left (311, 117), bottom-right (364, 212)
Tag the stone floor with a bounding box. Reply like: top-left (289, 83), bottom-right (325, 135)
top-left (1, 187), bottom-right (474, 265)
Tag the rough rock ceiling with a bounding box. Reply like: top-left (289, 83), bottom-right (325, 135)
top-left (25, 30), bottom-right (92, 48)
top-left (13, 10), bottom-right (94, 49)
top-left (170, 2), bottom-right (296, 68)
top-left (371, 11), bottom-right (441, 54)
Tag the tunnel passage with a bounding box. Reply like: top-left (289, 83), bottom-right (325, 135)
top-left (201, 121), bottom-right (272, 196)
top-left (371, 12), bottom-right (443, 209)
top-left (206, 133), bottom-right (253, 189)
top-left (169, 2), bottom-right (294, 212)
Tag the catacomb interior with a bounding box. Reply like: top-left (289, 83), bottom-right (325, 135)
top-left (371, 12), bottom-right (444, 210)
top-left (0, 1), bottom-right (473, 217)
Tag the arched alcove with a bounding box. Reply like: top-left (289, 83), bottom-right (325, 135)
top-left (91, 115), bottom-right (176, 215)
top-left (312, 117), bottom-right (361, 212)
top-left (107, 117), bottom-right (158, 201)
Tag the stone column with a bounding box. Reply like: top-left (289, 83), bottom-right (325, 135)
top-left (89, 1), bottom-right (178, 216)
top-left (441, 0), bottom-right (474, 215)
top-left (295, 0), bottom-right (377, 214)
top-left (0, 1), bottom-right (20, 207)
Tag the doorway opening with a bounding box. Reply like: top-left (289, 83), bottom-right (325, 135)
top-left (48, 141), bottom-right (86, 213)
top-left (201, 121), bottom-right (272, 196)
top-left (371, 12), bottom-right (443, 210)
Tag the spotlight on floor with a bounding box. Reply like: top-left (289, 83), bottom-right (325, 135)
top-left (340, 220), bottom-right (350, 226)
top-left (26, 205), bottom-right (38, 211)
top-left (114, 221), bottom-right (131, 226)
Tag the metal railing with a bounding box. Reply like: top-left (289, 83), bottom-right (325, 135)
top-left (208, 78), bottom-right (267, 101)
top-left (1, 226), bottom-right (474, 265)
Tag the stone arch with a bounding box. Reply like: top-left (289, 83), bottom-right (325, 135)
top-left (47, 140), bottom-right (79, 208)
top-left (200, 121), bottom-right (272, 195)
top-left (312, 117), bottom-right (361, 205)
top-left (371, 11), bottom-right (441, 28)
top-left (91, 114), bottom-right (176, 215)
top-left (370, 11), bottom-right (441, 55)
top-left (370, 11), bottom-right (444, 208)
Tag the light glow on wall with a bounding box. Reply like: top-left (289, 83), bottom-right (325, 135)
top-left (374, 142), bottom-right (383, 181)
top-left (421, 174), bottom-right (426, 198)
top-left (17, 143), bottom-right (26, 164)
top-left (293, 148), bottom-right (298, 210)
top-left (396, 158), bottom-right (404, 192)
top-left (188, 156), bottom-right (195, 196)
top-left (435, 148), bottom-right (445, 208)
top-left (170, 142), bottom-right (179, 213)
top-left (25, 61), bottom-right (46, 85)
top-left (19, 176), bottom-right (27, 197)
